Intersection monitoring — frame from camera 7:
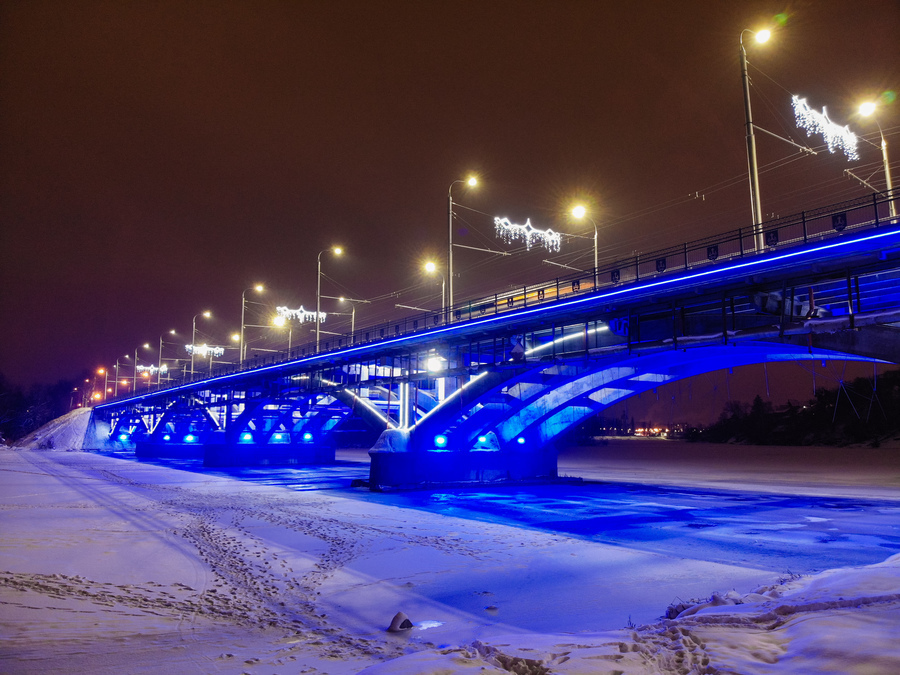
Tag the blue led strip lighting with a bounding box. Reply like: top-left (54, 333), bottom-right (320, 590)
top-left (96, 225), bottom-right (900, 410)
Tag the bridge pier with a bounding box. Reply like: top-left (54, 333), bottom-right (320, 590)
top-left (368, 428), bottom-right (558, 490)
top-left (203, 431), bottom-right (335, 467)
top-left (368, 447), bottom-right (558, 490)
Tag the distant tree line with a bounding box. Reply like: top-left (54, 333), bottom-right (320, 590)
top-left (0, 372), bottom-right (80, 444)
top-left (692, 369), bottom-right (900, 446)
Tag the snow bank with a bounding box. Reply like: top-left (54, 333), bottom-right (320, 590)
top-left (2, 433), bottom-right (898, 674)
top-left (361, 554), bottom-right (900, 674)
top-left (10, 407), bottom-right (97, 451)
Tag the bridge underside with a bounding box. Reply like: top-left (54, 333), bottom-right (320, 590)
top-left (367, 339), bottom-right (889, 489)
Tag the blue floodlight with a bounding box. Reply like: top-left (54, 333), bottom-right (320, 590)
top-left (434, 434), bottom-right (448, 448)
top-left (477, 435), bottom-right (488, 443)
top-left (241, 432), bottom-right (253, 442)
top-left (516, 437), bottom-right (526, 445)
top-left (184, 434), bottom-right (197, 443)
top-left (117, 433), bottom-right (130, 442)
top-left (302, 432), bottom-right (314, 442)
top-left (162, 434), bottom-right (171, 441)
top-left (273, 433), bottom-right (283, 441)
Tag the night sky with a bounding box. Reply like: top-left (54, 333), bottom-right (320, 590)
top-left (2, 1), bottom-right (898, 413)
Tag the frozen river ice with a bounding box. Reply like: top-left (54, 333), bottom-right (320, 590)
top-left (103, 442), bottom-right (900, 580)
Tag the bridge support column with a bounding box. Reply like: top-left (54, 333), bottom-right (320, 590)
top-left (203, 431), bottom-right (335, 467)
top-left (368, 429), bottom-right (558, 490)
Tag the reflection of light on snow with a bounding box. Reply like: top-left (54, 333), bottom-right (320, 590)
top-left (416, 621), bottom-right (444, 630)
top-left (629, 372), bottom-right (670, 382)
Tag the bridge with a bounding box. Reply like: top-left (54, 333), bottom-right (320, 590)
top-left (92, 192), bottom-right (900, 489)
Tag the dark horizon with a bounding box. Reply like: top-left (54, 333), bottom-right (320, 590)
top-left (2, 1), bottom-right (898, 397)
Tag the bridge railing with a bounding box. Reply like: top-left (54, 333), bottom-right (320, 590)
top-left (333, 190), bottom-right (896, 341)
top-left (104, 190), bottom-right (897, 404)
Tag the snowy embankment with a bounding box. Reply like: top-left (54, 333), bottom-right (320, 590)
top-left (2, 412), bottom-right (899, 674)
top-left (361, 553), bottom-right (900, 673)
top-left (9, 406), bottom-right (101, 451)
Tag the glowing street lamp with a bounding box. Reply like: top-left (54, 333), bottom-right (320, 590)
top-left (272, 314), bottom-right (293, 350)
top-left (240, 284), bottom-right (264, 366)
top-left (97, 367), bottom-right (108, 401)
top-left (740, 27), bottom-right (772, 251)
top-left (158, 329), bottom-right (175, 388)
top-left (316, 246), bottom-right (342, 352)
top-left (859, 100), bottom-right (896, 218)
top-left (319, 294), bottom-right (369, 345)
top-left (338, 296), bottom-right (369, 344)
top-left (113, 356), bottom-right (128, 397)
top-left (191, 311), bottom-right (211, 378)
top-left (571, 205), bottom-right (598, 272)
top-left (424, 261), bottom-right (446, 316)
top-left (132, 343), bottom-right (151, 392)
top-left (448, 175), bottom-right (478, 312)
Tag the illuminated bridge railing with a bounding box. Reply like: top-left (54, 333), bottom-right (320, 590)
top-left (119, 190), bottom-right (898, 400)
top-left (311, 190), bottom-right (897, 347)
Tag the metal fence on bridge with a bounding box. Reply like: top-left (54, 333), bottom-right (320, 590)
top-left (115, 190), bottom-right (899, 399)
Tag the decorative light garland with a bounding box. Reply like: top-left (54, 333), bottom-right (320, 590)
top-left (494, 217), bottom-right (562, 253)
top-left (792, 95), bottom-right (859, 161)
top-left (276, 306), bottom-right (327, 324)
top-left (136, 364), bottom-right (168, 375)
top-left (185, 344), bottom-right (225, 358)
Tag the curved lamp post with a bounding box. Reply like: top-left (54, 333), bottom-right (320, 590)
top-left (316, 246), bottom-right (342, 352)
top-left (570, 205), bottom-right (598, 273)
top-left (240, 284), bottom-right (264, 366)
top-left (191, 311), bottom-right (211, 379)
top-left (158, 329), bottom-right (175, 388)
top-left (424, 260), bottom-right (446, 317)
top-left (132, 343), bottom-right (151, 391)
top-left (859, 101), bottom-right (896, 218)
top-left (740, 28), bottom-right (771, 251)
top-left (448, 175), bottom-right (477, 311)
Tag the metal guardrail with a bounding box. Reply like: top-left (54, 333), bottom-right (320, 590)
top-left (106, 190), bottom-right (898, 403)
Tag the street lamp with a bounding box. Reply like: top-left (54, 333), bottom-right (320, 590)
top-left (132, 343), bottom-right (151, 391)
top-left (448, 175), bottom-right (478, 311)
top-left (191, 310), bottom-right (211, 378)
top-left (740, 28), bottom-right (771, 251)
top-left (424, 261), bottom-right (446, 316)
top-left (98, 367), bottom-right (107, 401)
top-left (859, 101), bottom-right (896, 218)
top-left (240, 284), bottom-right (264, 366)
top-left (570, 205), bottom-right (598, 273)
top-left (272, 314), bottom-right (293, 351)
top-left (158, 329), bottom-right (175, 388)
top-left (339, 296), bottom-right (370, 344)
top-left (113, 356), bottom-right (128, 397)
top-left (320, 294), bottom-right (369, 345)
top-left (316, 246), bottom-right (342, 352)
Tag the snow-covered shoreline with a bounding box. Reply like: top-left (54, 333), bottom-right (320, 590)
top-left (2, 419), bottom-right (899, 673)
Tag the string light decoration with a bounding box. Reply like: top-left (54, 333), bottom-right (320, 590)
top-left (136, 364), bottom-right (168, 375)
top-left (276, 306), bottom-right (327, 324)
top-left (185, 344), bottom-right (225, 358)
top-left (792, 95), bottom-right (859, 161)
top-left (494, 217), bottom-right (562, 253)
